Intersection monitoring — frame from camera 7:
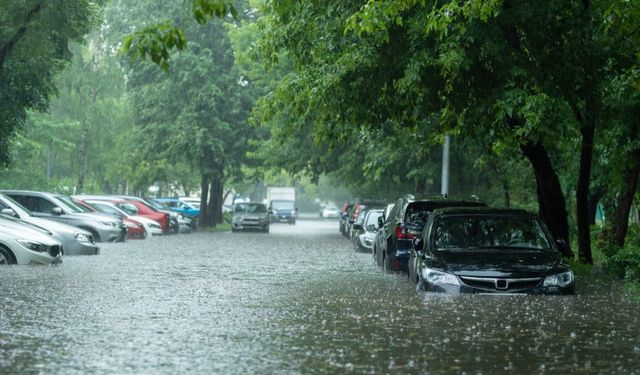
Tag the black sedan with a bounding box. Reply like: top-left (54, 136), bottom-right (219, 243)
top-left (411, 207), bottom-right (575, 295)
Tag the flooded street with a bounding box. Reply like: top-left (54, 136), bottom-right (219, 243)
top-left (2, 218), bottom-right (640, 374)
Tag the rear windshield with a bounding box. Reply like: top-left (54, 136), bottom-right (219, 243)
top-left (404, 201), bottom-right (484, 223)
top-left (271, 201), bottom-right (294, 210)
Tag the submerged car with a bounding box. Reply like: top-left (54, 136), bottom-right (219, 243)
top-left (351, 209), bottom-right (383, 253)
top-left (0, 194), bottom-right (99, 256)
top-left (78, 199), bottom-right (163, 238)
top-left (1, 190), bottom-right (127, 242)
top-left (0, 218), bottom-right (63, 265)
top-left (232, 203), bottom-right (270, 233)
top-left (377, 194), bottom-right (485, 273)
top-left (411, 207), bottom-right (575, 295)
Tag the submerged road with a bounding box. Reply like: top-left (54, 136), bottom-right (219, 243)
top-left (2, 218), bottom-right (639, 373)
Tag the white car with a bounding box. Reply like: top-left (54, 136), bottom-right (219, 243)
top-left (0, 219), bottom-right (63, 265)
top-left (84, 200), bottom-right (163, 237)
top-left (0, 194), bottom-right (99, 255)
top-left (321, 204), bottom-right (339, 218)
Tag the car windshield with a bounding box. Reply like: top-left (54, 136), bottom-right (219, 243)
top-left (54, 195), bottom-right (86, 213)
top-left (271, 201), bottom-right (294, 210)
top-left (91, 202), bottom-right (124, 217)
top-left (365, 211), bottom-right (383, 227)
top-left (434, 214), bottom-right (552, 251)
top-left (235, 204), bottom-right (267, 213)
top-left (1, 195), bottom-right (31, 215)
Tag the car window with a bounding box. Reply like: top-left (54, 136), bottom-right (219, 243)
top-left (365, 211), bottom-right (382, 227)
top-left (271, 201), bottom-right (294, 210)
top-left (434, 215), bottom-right (551, 250)
top-left (53, 195), bottom-right (84, 213)
top-left (23, 196), bottom-right (57, 213)
top-left (93, 203), bottom-right (121, 216)
top-left (116, 203), bottom-right (139, 215)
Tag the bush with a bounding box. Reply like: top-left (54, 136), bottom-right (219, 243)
top-left (605, 224), bottom-right (640, 282)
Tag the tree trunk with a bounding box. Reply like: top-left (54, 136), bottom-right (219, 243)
top-left (521, 140), bottom-right (573, 258)
top-left (207, 177), bottom-right (219, 227)
top-left (610, 148), bottom-right (640, 247)
top-left (199, 173), bottom-right (210, 227)
top-left (576, 120), bottom-right (595, 264)
top-left (0, 3), bottom-right (43, 72)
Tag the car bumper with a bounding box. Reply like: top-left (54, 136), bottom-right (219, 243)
top-left (96, 226), bottom-right (127, 243)
top-left (232, 222), bottom-right (269, 231)
top-left (13, 245), bottom-right (63, 265)
top-left (65, 242), bottom-right (100, 256)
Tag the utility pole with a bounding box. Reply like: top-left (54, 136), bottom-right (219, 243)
top-left (441, 135), bottom-right (450, 195)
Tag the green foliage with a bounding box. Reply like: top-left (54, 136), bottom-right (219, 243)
top-left (0, 1), bottom-right (105, 166)
top-left (122, 22), bottom-right (187, 70)
top-left (120, 0), bottom-right (236, 69)
top-left (603, 225), bottom-right (640, 282)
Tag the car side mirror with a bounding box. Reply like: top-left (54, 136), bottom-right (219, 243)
top-left (268, 210), bottom-right (273, 215)
top-left (412, 237), bottom-right (424, 251)
top-left (377, 216), bottom-right (384, 227)
top-left (556, 239), bottom-right (570, 255)
top-left (1, 208), bottom-right (17, 217)
top-left (352, 223), bottom-right (363, 231)
top-left (52, 207), bottom-right (63, 216)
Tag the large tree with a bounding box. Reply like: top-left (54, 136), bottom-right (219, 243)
top-left (0, 0), bottom-right (104, 166)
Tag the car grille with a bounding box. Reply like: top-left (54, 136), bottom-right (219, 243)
top-left (460, 276), bottom-right (542, 292)
top-left (48, 245), bottom-right (62, 257)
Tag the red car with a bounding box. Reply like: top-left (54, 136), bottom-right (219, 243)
top-left (74, 199), bottom-right (147, 239)
top-left (110, 200), bottom-right (170, 234)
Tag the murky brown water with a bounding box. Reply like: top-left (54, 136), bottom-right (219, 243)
top-left (1, 219), bottom-right (639, 374)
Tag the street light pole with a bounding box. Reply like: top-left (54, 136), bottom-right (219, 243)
top-left (441, 135), bottom-right (450, 195)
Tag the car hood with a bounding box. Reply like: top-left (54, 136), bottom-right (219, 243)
top-left (435, 249), bottom-right (560, 278)
top-left (0, 219), bottom-right (60, 245)
top-left (75, 212), bottom-right (121, 224)
top-left (235, 213), bottom-right (268, 219)
top-left (24, 216), bottom-right (92, 237)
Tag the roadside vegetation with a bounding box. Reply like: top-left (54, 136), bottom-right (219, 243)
top-left (1, 1), bottom-right (639, 294)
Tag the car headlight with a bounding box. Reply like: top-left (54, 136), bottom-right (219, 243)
top-left (291, 210), bottom-right (296, 215)
top-left (149, 223), bottom-right (161, 229)
top-left (74, 232), bottom-right (92, 243)
top-left (422, 267), bottom-right (460, 286)
top-left (100, 221), bottom-right (118, 227)
top-left (543, 270), bottom-right (574, 287)
top-left (16, 239), bottom-right (48, 252)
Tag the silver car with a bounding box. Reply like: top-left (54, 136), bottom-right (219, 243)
top-left (0, 194), bottom-right (99, 255)
top-left (0, 217), bottom-right (63, 265)
top-left (1, 190), bottom-right (126, 242)
top-left (232, 202), bottom-right (270, 233)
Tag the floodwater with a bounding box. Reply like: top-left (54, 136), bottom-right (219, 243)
top-left (1, 218), bottom-right (639, 374)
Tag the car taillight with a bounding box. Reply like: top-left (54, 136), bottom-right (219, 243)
top-left (395, 225), bottom-right (416, 240)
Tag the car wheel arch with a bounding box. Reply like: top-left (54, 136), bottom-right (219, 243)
top-left (0, 244), bottom-right (17, 265)
top-left (79, 227), bottom-right (101, 242)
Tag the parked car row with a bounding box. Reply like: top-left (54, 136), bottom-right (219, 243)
top-left (340, 194), bottom-right (575, 295)
top-left (0, 190), bottom-right (198, 265)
